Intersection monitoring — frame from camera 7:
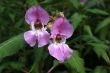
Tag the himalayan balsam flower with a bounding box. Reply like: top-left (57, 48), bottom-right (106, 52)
top-left (48, 17), bottom-right (74, 62)
top-left (24, 6), bottom-right (50, 47)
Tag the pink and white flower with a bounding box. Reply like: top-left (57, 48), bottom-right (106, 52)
top-left (24, 6), bottom-right (50, 47)
top-left (48, 17), bottom-right (74, 62)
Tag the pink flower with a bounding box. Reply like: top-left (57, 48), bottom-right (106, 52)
top-left (24, 6), bottom-right (50, 47)
top-left (48, 17), bottom-right (74, 62)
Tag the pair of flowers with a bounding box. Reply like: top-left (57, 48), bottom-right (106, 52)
top-left (24, 6), bottom-right (74, 62)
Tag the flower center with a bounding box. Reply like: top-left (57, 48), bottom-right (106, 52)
top-left (34, 22), bottom-right (42, 29)
top-left (55, 34), bottom-right (62, 43)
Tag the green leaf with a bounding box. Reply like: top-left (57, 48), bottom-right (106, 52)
top-left (99, 27), bottom-right (108, 40)
top-left (86, 8), bottom-right (109, 15)
top-left (9, 13), bottom-right (15, 22)
top-left (96, 17), bottom-right (110, 32)
top-left (84, 25), bottom-right (93, 36)
top-left (92, 66), bottom-right (108, 73)
top-left (69, 0), bottom-right (80, 9)
top-left (9, 62), bottom-right (24, 70)
top-left (29, 46), bottom-right (46, 73)
top-left (81, 35), bottom-right (103, 43)
top-left (15, 19), bottom-right (24, 27)
top-left (41, 0), bottom-right (61, 5)
top-left (53, 60), bottom-right (59, 67)
top-left (86, 0), bottom-right (105, 8)
top-left (0, 61), bottom-right (24, 72)
top-left (94, 47), bottom-right (110, 64)
top-left (65, 50), bottom-right (85, 73)
top-left (88, 42), bottom-right (110, 63)
top-left (70, 13), bottom-right (85, 30)
top-left (0, 34), bottom-right (26, 58)
top-left (26, 0), bottom-right (38, 6)
top-left (82, 35), bottom-right (110, 63)
top-left (0, 5), bottom-right (5, 13)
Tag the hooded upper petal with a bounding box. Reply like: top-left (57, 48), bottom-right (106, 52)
top-left (48, 43), bottom-right (73, 62)
top-left (37, 30), bottom-right (50, 47)
top-left (24, 30), bottom-right (37, 47)
top-left (51, 17), bottom-right (74, 39)
top-left (25, 6), bottom-right (49, 25)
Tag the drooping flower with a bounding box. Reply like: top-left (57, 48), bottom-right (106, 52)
top-left (24, 6), bottom-right (50, 47)
top-left (48, 17), bottom-right (74, 62)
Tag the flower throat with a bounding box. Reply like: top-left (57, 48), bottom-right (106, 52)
top-left (55, 34), bottom-right (62, 43)
top-left (34, 20), bottom-right (43, 29)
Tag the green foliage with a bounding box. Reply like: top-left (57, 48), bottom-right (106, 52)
top-left (0, 34), bottom-right (25, 58)
top-left (65, 50), bottom-right (85, 73)
top-left (88, 41), bottom-right (110, 63)
top-left (86, 8), bottom-right (109, 15)
top-left (92, 66), bottom-right (108, 73)
top-left (26, 0), bottom-right (38, 6)
top-left (70, 13), bottom-right (85, 30)
top-left (69, 0), bottom-right (80, 9)
top-left (96, 17), bottom-right (110, 32)
top-left (84, 25), bottom-right (93, 36)
top-left (8, 62), bottom-right (24, 70)
top-left (29, 46), bottom-right (46, 73)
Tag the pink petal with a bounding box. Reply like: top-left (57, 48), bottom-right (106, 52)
top-left (37, 30), bottom-right (50, 47)
top-left (25, 6), bottom-right (49, 25)
top-left (24, 30), bottom-right (37, 47)
top-left (48, 43), bottom-right (73, 62)
top-left (37, 6), bottom-right (49, 25)
top-left (51, 17), bottom-right (74, 39)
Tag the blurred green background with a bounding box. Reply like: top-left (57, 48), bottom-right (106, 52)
top-left (0, 0), bottom-right (110, 73)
